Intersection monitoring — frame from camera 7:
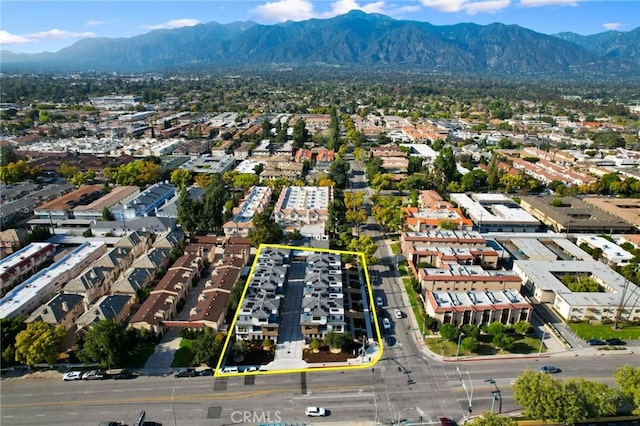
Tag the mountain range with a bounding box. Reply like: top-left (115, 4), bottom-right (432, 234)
top-left (1, 10), bottom-right (638, 76)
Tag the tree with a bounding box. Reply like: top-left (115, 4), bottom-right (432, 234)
top-left (328, 157), bottom-right (350, 189)
top-left (433, 146), bottom-right (460, 184)
top-left (485, 321), bottom-right (506, 336)
top-left (309, 338), bottom-right (321, 352)
top-left (102, 206), bottom-right (115, 221)
top-left (324, 332), bottom-right (352, 352)
top-left (492, 333), bottom-right (515, 351)
top-left (14, 322), bottom-right (66, 366)
top-left (292, 118), bottom-right (309, 148)
top-left (170, 168), bottom-right (193, 191)
top-left (461, 324), bottom-right (480, 339)
top-left (200, 176), bottom-right (231, 232)
top-left (439, 323), bottom-right (460, 342)
top-left (248, 212), bottom-right (283, 247)
top-left (461, 336), bottom-right (479, 353)
top-left (78, 320), bottom-right (130, 369)
top-left (192, 328), bottom-right (224, 366)
top-left (467, 412), bottom-right (517, 426)
top-left (615, 365), bottom-right (640, 415)
top-left (1, 145), bottom-right (18, 166)
top-left (231, 339), bottom-right (248, 360)
top-left (1, 316), bottom-right (27, 366)
top-left (487, 154), bottom-right (502, 190)
top-left (233, 173), bottom-right (259, 191)
top-left (513, 321), bottom-right (532, 335)
top-left (177, 189), bottom-right (202, 234)
top-left (347, 235), bottom-right (378, 265)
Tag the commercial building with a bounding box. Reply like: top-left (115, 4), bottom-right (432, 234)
top-left (513, 259), bottom-right (640, 322)
top-left (89, 95), bottom-right (141, 109)
top-left (274, 186), bottom-right (333, 240)
top-left (519, 195), bottom-right (637, 234)
top-left (450, 193), bottom-right (541, 233)
top-left (425, 289), bottom-right (532, 328)
top-left (581, 196), bottom-right (640, 229)
top-left (72, 186), bottom-right (140, 220)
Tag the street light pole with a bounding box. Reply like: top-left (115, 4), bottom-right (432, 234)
top-left (538, 330), bottom-right (546, 354)
top-left (485, 379), bottom-right (502, 414)
top-left (456, 332), bottom-right (465, 359)
top-left (457, 366), bottom-right (473, 416)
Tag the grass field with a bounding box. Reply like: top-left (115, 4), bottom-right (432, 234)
top-left (425, 334), bottom-right (545, 358)
top-left (568, 322), bottom-right (640, 341)
top-left (171, 339), bottom-right (195, 367)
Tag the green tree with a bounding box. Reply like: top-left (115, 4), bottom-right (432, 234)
top-left (467, 412), bottom-right (517, 426)
top-left (292, 118), bottom-right (309, 148)
top-left (347, 235), bottom-right (378, 265)
top-left (170, 168), bottom-right (194, 191)
top-left (615, 365), bottom-right (640, 415)
top-left (433, 146), bottom-right (460, 185)
top-left (14, 322), bottom-right (66, 366)
top-left (192, 329), bottom-right (224, 366)
top-left (309, 338), bottom-right (321, 352)
top-left (78, 320), bottom-right (130, 369)
top-left (0, 145), bottom-right (18, 166)
top-left (177, 189), bottom-right (202, 234)
top-left (324, 332), bottom-right (352, 351)
top-left (200, 176), bottom-right (230, 232)
top-left (485, 321), bottom-right (506, 336)
top-left (233, 173), bottom-right (259, 191)
top-left (439, 323), bottom-right (460, 342)
top-left (461, 324), bottom-right (480, 339)
top-left (248, 212), bottom-right (283, 247)
top-left (461, 336), bottom-right (479, 353)
top-left (492, 333), bottom-right (515, 351)
top-left (487, 154), bottom-right (502, 190)
top-left (1, 316), bottom-right (27, 366)
top-left (102, 206), bottom-right (115, 221)
top-left (328, 157), bottom-right (350, 189)
top-left (513, 321), bottom-right (532, 335)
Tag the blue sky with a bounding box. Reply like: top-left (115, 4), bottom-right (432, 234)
top-left (1, 0), bottom-right (639, 53)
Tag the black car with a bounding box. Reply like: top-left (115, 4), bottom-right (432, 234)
top-left (586, 339), bottom-right (606, 346)
top-left (199, 369), bottom-right (214, 376)
top-left (112, 371), bottom-right (135, 380)
top-left (606, 338), bottom-right (626, 346)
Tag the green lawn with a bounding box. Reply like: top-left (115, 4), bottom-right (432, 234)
top-left (568, 322), bottom-right (640, 341)
top-left (425, 334), bottom-right (545, 358)
top-left (390, 242), bottom-right (401, 254)
top-left (124, 342), bottom-right (156, 369)
top-left (171, 339), bottom-right (195, 367)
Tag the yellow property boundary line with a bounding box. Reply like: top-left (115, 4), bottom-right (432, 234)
top-left (214, 243), bottom-right (384, 377)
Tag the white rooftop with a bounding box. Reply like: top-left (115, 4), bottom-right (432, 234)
top-left (450, 193), bottom-right (540, 225)
top-left (432, 289), bottom-right (527, 308)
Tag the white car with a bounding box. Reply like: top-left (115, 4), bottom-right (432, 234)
top-left (63, 371), bottom-right (82, 381)
top-left (305, 406), bottom-right (327, 417)
top-left (82, 370), bottom-right (105, 380)
top-left (394, 309), bottom-right (403, 319)
top-left (382, 318), bottom-right (391, 330)
top-left (375, 296), bottom-right (384, 307)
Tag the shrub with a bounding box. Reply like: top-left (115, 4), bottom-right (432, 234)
top-left (439, 323), bottom-right (460, 342)
top-left (461, 324), bottom-right (480, 339)
top-left (461, 336), bottom-right (479, 353)
top-left (514, 321), bottom-right (533, 335)
top-left (485, 321), bottom-right (506, 336)
top-left (493, 333), bottom-right (515, 351)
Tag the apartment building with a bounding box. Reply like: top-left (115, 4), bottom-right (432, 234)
top-left (274, 186), bottom-right (333, 239)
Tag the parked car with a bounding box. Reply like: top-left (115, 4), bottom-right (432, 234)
top-left (439, 417), bottom-right (455, 426)
top-left (99, 422), bottom-right (125, 426)
top-left (606, 338), bottom-right (626, 346)
top-left (586, 339), bottom-right (606, 346)
top-left (305, 406), bottom-right (327, 417)
top-left (394, 309), bottom-right (403, 319)
top-left (63, 371), bottom-right (83, 381)
top-left (173, 368), bottom-right (196, 377)
top-left (375, 296), bottom-right (384, 307)
top-left (382, 318), bottom-right (391, 330)
top-left (199, 369), bottom-right (214, 376)
top-left (539, 365), bottom-right (561, 374)
top-left (82, 370), bottom-right (105, 380)
top-left (112, 370), bottom-right (135, 380)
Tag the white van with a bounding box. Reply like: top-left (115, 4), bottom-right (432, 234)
top-left (220, 366), bottom-right (239, 374)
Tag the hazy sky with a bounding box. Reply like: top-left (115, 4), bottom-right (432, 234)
top-left (1, 0), bottom-right (638, 53)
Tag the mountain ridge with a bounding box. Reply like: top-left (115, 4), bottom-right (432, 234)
top-left (1, 10), bottom-right (637, 76)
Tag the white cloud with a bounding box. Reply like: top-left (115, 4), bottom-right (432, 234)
top-left (466, 0), bottom-right (511, 14)
top-left (395, 4), bottom-right (422, 13)
top-left (603, 22), bottom-right (622, 30)
top-left (29, 29), bottom-right (96, 41)
top-left (420, 0), bottom-right (467, 12)
top-left (326, 0), bottom-right (388, 16)
top-left (520, 0), bottom-right (579, 7)
top-left (142, 18), bottom-right (201, 31)
top-left (85, 20), bottom-right (105, 27)
top-left (252, 0), bottom-right (316, 22)
top-left (0, 30), bottom-right (34, 45)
